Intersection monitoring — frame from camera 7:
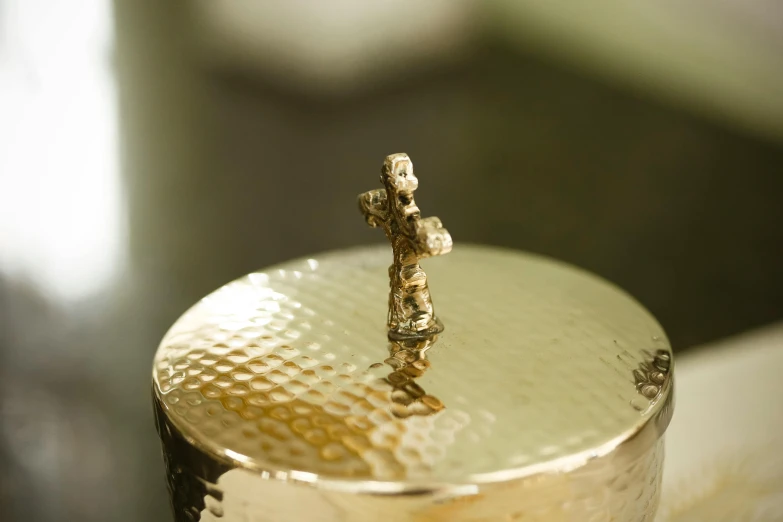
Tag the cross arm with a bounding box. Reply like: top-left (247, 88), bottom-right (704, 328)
top-left (358, 188), bottom-right (389, 228)
top-left (414, 216), bottom-right (452, 258)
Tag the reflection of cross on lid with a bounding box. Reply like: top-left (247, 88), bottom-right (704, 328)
top-left (359, 153), bottom-right (452, 341)
top-left (382, 338), bottom-right (445, 419)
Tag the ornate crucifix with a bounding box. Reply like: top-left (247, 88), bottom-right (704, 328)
top-left (359, 153), bottom-right (452, 340)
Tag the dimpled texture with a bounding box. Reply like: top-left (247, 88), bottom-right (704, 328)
top-left (184, 438), bottom-right (663, 522)
top-left (153, 244), bottom-right (673, 519)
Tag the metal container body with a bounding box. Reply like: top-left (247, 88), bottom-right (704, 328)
top-left (153, 245), bottom-right (673, 521)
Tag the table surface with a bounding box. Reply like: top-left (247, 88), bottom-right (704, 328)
top-left (658, 322), bottom-right (783, 521)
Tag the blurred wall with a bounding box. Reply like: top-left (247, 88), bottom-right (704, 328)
top-left (118, 8), bottom-right (783, 352)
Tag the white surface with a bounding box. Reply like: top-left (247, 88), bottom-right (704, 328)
top-left (0, 0), bottom-right (126, 301)
top-left (193, 0), bottom-right (474, 93)
top-left (659, 323), bottom-right (783, 521)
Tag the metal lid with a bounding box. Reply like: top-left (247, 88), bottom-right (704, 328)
top-left (153, 244), bottom-right (673, 521)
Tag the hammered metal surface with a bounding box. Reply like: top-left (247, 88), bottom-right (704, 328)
top-left (153, 244), bottom-right (673, 520)
top-left (157, 403), bottom-right (665, 522)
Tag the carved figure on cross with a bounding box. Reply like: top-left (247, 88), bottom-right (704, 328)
top-left (359, 153), bottom-right (452, 340)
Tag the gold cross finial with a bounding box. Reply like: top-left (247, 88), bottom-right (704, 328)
top-left (359, 153), bottom-right (452, 340)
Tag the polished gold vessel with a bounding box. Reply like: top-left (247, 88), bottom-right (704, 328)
top-left (153, 154), bottom-right (674, 521)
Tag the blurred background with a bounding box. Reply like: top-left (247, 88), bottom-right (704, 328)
top-left (1, 1), bottom-right (783, 521)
